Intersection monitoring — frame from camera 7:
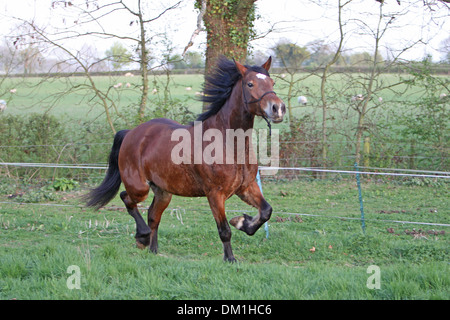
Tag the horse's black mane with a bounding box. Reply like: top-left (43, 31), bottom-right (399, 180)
top-left (197, 56), bottom-right (270, 122)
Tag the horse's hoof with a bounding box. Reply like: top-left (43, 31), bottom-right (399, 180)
top-left (136, 240), bottom-right (148, 250)
top-left (229, 216), bottom-right (245, 230)
top-left (135, 235), bottom-right (150, 249)
top-left (224, 256), bottom-right (237, 263)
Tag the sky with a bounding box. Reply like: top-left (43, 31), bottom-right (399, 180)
top-left (1, 0), bottom-right (449, 62)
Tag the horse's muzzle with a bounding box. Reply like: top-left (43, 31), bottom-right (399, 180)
top-left (264, 101), bottom-right (286, 123)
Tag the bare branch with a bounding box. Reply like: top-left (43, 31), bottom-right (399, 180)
top-left (182, 0), bottom-right (206, 57)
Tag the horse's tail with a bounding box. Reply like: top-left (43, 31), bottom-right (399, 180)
top-left (85, 129), bottom-right (130, 209)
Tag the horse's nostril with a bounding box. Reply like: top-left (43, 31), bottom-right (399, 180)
top-left (281, 104), bottom-right (286, 113)
top-left (272, 105), bottom-right (277, 113)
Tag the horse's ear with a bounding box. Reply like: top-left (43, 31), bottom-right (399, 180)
top-left (261, 56), bottom-right (272, 71)
top-left (234, 59), bottom-right (247, 77)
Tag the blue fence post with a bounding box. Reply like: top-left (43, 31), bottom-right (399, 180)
top-left (355, 162), bottom-right (366, 234)
top-left (256, 169), bottom-right (269, 239)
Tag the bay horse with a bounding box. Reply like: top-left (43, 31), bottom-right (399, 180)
top-left (85, 56), bottom-right (285, 262)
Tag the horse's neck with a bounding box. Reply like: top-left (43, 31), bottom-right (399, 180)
top-left (204, 82), bottom-right (254, 131)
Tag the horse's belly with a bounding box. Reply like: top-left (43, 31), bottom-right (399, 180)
top-left (148, 165), bottom-right (206, 197)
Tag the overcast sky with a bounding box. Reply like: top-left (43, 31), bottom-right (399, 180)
top-left (1, 0), bottom-right (448, 62)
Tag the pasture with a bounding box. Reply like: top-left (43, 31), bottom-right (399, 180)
top-left (0, 178), bottom-right (449, 299)
top-left (2, 71), bottom-right (447, 173)
top-left (0, 71), bottom-right (428, 121)
top-left (0, 71), bottom-right (449, 300)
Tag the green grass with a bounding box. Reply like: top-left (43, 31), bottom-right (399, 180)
top-left (1, 74), bottom-right (206, 119)
top-left (1, 179), bottom-right (448, 299)
top-left (1, 72), bottom-right (429, 121)
top-left (1, 72), bottom-right (449, 299)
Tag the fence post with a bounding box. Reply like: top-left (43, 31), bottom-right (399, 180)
top-left (355, 162), bottom-right (366, 234)
top-left (256, 170), bottom-right (269, 239)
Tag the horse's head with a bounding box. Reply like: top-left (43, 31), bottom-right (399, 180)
top-left (235, 57), bottom-right (286, 123)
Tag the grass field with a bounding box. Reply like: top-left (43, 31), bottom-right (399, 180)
top-left (1, 71), bottom-right (449, 300)
top-left (1, 178), bottom-right (448, 300)
top-left (2, 74), bottom-right (206, 119)
top-left (1, 72), bottom-right (428, 120)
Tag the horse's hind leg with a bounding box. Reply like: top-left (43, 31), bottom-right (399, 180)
top-left (147, 184), bottom-right (172, 254)
top-left (120, 189), bottom-right (151, 249)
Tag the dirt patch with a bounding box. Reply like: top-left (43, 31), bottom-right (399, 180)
top-left (387, 227), bottom-right (445, 238)
top-left (274, 215), bottom-right (304, 223)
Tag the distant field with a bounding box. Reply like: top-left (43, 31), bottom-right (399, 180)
top-left (1, 74), bottom-right (205, 119)
top-left (1, 71), bottom-right (448, 175)
top-left (1, 72), bottom-right (428, 121)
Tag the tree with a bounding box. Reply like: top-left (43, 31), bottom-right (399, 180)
top-left (273, 42), bottom-right (310, 70)
top-left (347, 51), bottom-right (384, 67)
top-left (318, 0), bottom-right (348, 176)
top-left (439, 36), bottom-right (450, 63)
top-left (272, 41), bottom-right (311, 128)
top-left (184, 51), bottom-right (205, 69)
top-left (200, 0), bottom-right (257, 77)
top-left (105, 42), bottom-right (132, 71)
top-left (15, 0), bottom-right (182, 130)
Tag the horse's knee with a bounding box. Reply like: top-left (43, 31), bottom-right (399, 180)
top-left (261, 203), bottom-right (272, 222)
top-left (217, 221), bottom-right (232, 243)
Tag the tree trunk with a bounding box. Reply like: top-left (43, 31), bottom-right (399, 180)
top-left (202, 0), bottom-right (256, 110)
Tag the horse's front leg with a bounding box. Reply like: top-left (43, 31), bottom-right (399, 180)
top-left (230, 181), bottom-right (272, 236)
top-left (206, 191), bottom-right (236, 262)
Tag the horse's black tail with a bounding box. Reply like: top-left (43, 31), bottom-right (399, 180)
top-left (85, 129), bottom-right (130, 210)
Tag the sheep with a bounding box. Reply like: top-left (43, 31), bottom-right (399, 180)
top-left (0, 100), bottom-right (6, 112)
top-left (440, 93), bottom-right (447, 99)
top-left (351, 94), bottom-right (364, 102)
top-left (297, 96), bottom-right (308, 105)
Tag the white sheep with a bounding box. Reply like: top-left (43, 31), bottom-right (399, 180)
top-left (0, 100), bottom-right (6, 112)
top-left (351, 94), bottom-right (364, 102)
top-left (297, 96), bottom-right (307, 105)
top-left (440, 93), bottom-right (447, 99)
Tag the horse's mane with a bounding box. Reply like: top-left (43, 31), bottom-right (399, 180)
top-left (196, 56), bottom-right (270, 122)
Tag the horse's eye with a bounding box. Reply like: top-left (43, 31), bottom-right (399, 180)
top-left (247, 82), bottom-right (254, 88)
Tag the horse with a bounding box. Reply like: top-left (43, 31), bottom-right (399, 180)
top-left (85, 56), bottom-right (286, 262)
